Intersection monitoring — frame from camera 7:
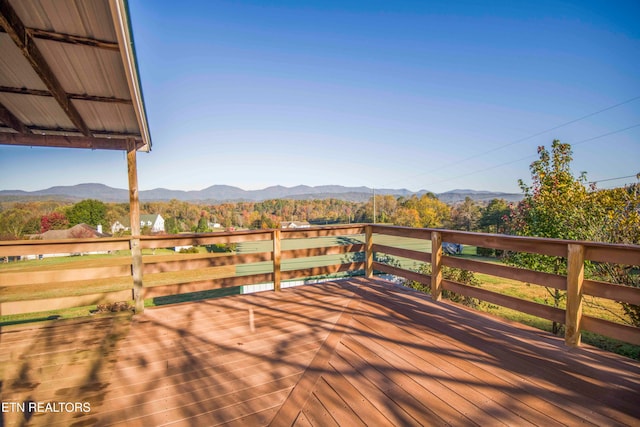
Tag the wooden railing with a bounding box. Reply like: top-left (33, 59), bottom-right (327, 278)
top-left (137, 225), bottom-right (365, 299)
top-left (1, 224), bottom-right (639, 348)
top-left (369, 224), bottom-right (640, 347)
top-left (0, 225), bottom-right (365, 317)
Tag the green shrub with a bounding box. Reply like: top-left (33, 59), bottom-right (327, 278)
top-left (406, 263), bottom-right (481, 308)
top-left (476, 247), bottom-right (495, 257)
top-left (179, 246), bottom-right (200, 254)
top-left (205, 243), bottom-right (237, 253)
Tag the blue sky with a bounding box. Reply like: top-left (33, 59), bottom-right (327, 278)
top-left (1, 0), bottom-right (639, 193)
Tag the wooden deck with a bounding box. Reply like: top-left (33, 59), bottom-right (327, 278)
top-left (1, 277), bottom-right (639, 426)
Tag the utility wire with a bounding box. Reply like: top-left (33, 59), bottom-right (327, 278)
top-left (385, 95), bottom-right (640, 188)
top-left (573, 123), bottom-right (640, 146)
top-left (481, 95), bottom-right (640, 153)
top-left (589, 173), bottom-right (640, 185)
top-left (419, 122), bottom-right (640, 188)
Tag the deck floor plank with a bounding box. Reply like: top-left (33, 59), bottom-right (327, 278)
top-left (311, 377), bottom-right (368, 427)
top-left (317, 366), bottom-right (395, 427)
top-left (351, 312), bottom-right (556, 426)
top-left (346, 320), bottom-right (511, 426)
top-left (296, 393), bottom-right (340, 427)
top-left (1, 277), bottom-right (639, 427)
top-left (353, 279), bottom-right (640, 425)
top-left (349, 292), bottom-right (572, 426)
top-left (340, 332), bottom-right (473, 426)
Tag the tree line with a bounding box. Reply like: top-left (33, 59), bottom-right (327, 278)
top-left (2, 140), bottom-right (637, 247)
top-left (0, 192), bottom-right (515, 239)
top-left (2, 142), bottom-right (637, 245)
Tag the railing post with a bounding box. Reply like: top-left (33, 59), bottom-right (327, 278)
top-left (365, 225), bottom-right (373, 278)
top-left (273, 229), bottom-right (281, 291)
top-left (127, 140), bottom-right (144, 314)
top-left (130, 237), bottom-right (144, 313)
top-left (431, 231), bottom-right (443, 301)
top-left (565, 244), bottom-right (585, 347)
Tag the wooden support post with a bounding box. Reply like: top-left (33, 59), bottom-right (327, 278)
top-left (365, 225), bottom-right (373, 278)
top-left (273, 229), bottom-right (281, 291)
top-left (565, 244), bottom-right (585, 347)
top-left (431, 231), bottom-right (443, 301)
top-left (127, 141), bottom-right (144, 313)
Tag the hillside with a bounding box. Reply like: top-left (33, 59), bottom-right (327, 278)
top-left (0, 183), bottom-right (523, 204)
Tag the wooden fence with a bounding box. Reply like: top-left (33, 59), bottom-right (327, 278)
top-left (1, 224), bottom-right (638, 347)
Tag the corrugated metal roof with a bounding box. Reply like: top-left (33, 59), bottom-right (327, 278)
top-left (0, 33), bottom-right (49, 90)
top-left (74, 100), bottom-right (138, 134)
top-left (0, 0), bottom-right (151, 152)
top-left (38, 41), bottom-right (131, 98)
top-left (12, 0), bottom-right (118, 41)
top-left (0, 93), bottom-right (74, 128)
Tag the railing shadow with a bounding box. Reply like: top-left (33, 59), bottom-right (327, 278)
top-left (0, 312), bottom-right (131, 426)
top-left (2, 223), bottom-right (639, 425)
top-left (4, 276), bottom-right (638, 426)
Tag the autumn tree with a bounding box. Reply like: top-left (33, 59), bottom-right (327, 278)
top-left (0, 208), bottom-right (31, 239)
top-left (505, 140), bottom-right (591, 333)
top-left (375, 195), bottom-right (398, 223)
top-left (583, 183), bottom-right (640, 326)
top-left (106, 203), bottom-right (128, 230)
top-left (476, 198), bottom-right (511, 257)
top-left (450, 197), bottom-right (481, 231)
top-left (478, 198), bottom-right (510, 233)
top-left (23, 216), bottom-right (41, 235)
top-left (66, 199), bottom-right (107, 227)
top-left (41, 211), bottom-right (69, 232)
top-left (0, 201), bottom-right (69, 238)
top-left (504, 141), bottom-right (640, 331)
top-left (164, 217), bottom-right (181, 234)
top-left (195, 214), bottom-right (209, 233)
top-left (401, 193), bottom-right (451, 228)
top-left (392, 207), bottom-right (421, 227)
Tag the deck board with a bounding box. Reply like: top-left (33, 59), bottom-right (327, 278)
top-left (1, 277), bottom-right (639, 426)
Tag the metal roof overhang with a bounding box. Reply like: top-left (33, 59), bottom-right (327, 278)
top-left (0, 0), bottom-right (151, 152)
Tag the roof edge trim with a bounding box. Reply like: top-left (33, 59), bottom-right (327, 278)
top-left (109, 0), bottom-right (152, 153)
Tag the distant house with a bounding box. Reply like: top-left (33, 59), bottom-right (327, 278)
top-left (37, 223), bottom-right (110, 240)
top-left (280, 221), bottom-right (311, 229)
top-left (112, 214), bottom-right (165, 234)
top-left (24, 224), bottom-right (110, 259)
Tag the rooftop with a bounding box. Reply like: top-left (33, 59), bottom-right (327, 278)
top-left (2, 277), bottom-right (639, 426)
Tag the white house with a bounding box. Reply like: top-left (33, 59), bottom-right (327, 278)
top-left (112, 214), bottom-right (165, 234)
top-left (280, 221), bottom-right (311, 229)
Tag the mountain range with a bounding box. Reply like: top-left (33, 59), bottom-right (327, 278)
top-left (0, 183), bottom-right (523, 204)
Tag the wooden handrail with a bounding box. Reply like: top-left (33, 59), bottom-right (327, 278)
top-left (370, 224), bottom-right (640, 347)
top-left (1, 224), bottom-right (638, 348)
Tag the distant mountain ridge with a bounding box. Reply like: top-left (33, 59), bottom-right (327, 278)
top-left (0, 183), bottom-right (523, 204)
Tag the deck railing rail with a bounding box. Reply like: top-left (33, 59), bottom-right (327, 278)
top-left (369, 224), bottom-right (640, 347)
top-left (1, 224), bottom-right (638, 347)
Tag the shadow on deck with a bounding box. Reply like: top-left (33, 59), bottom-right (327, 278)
top-left (1, 277), bottom-right (639, 426)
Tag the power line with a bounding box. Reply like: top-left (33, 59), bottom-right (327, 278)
top-left (385, 95), bottom-right (640, 188)
top-left (418, 123), bottom-right (640, 189)
top-left (589, 173), bottom-right (640, 185)
top-left (453, 95), bottom-right (640, 164)
top-left (573, 123), bottom-right (640, 146)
